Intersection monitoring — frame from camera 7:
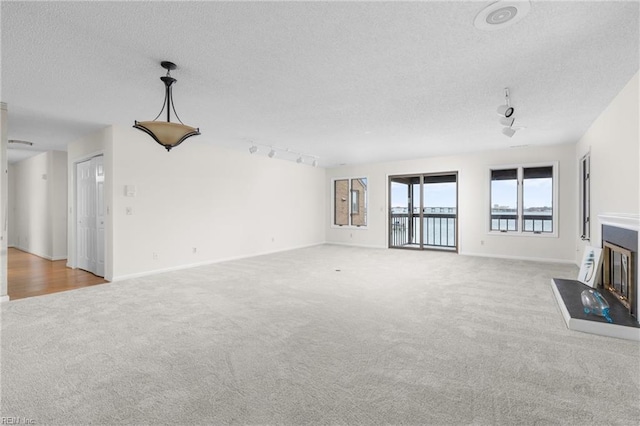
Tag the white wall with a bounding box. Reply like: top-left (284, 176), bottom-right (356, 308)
top-left (9, 150), bottom-right (68, 260)
top-left (326, 143), bottom-right (577, 263)
top-left (7, 163), bottom-right (16, 247)
top-left (0, 103), bottom-right (8, 300)
top-left (576, 71), bottom-right (639, 257)
top-left (66, 126), bottom-right (326, 281)
top-left (49, 151), bottom-right (68, 259)
top-left (12, 152), bottom-right (50, 258)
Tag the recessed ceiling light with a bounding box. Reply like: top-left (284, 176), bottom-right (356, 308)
top-left (474, 1), bottom-right (531, 31)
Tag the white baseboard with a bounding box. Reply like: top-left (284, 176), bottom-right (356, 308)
top-left (14, 246), bottom-right (51, 260)
top-left (459, 251), bottom-right (576, 264)
top-left (13, 246), bottom-right (67, 261)
top-left (326, 242), bottom-right (388, 249)
top-left (0, 295), bottom-right (10, 303)
top-left (111, 242), bottom-right (326, 282)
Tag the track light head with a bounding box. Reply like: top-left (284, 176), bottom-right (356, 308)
top-left (296, 156), bottom-right (303, 164)
top-left (502, 127), bottom-right (516, 137)
top-left (497, 104), bottom-right (514, 118)
top-left (249, 145), bottom-right (258, 154)
top-left (268, 149), bottom-right (276, 158)
top-left (312, 159), bottom-right (318, 167)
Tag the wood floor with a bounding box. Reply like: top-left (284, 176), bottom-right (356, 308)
top-left (8, 248), bottom-right (108, 300)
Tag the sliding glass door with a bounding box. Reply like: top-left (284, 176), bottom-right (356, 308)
top-left (389, 172), bottom-right (457, 251)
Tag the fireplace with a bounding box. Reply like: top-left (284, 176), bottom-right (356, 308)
top-left (549, 214), bottom-right (639, 341)
top-left (600, 214), bottom-right (639, 322)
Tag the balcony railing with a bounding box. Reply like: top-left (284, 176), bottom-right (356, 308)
top-left (391, 213), bottom-right (456, 248)
top-left (491, 214), bottom-right (553, 233)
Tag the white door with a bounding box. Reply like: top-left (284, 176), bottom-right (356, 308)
top-left (76, 155), bottom-right (104, 276)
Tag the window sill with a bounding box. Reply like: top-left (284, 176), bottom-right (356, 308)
top-left (488, 231), bottom-right (558, 238)
top-left (331, 225), bottom-right (368, 230)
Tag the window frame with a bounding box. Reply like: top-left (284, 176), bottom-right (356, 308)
top-left (488, 161), bottom-right (559, 238)
top-left (331, 176), bottom-right (368, 229)
top-left (579, 152), bottom-right (590, 241)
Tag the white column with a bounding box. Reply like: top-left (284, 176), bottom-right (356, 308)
top-left (0, 102), bottom-right (8, 302)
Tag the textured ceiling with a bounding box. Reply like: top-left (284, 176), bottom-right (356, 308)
top-left (2, 1), bottom-right (638, 166)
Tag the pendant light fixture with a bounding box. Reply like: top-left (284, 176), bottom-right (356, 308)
top-left (133, 61), bottom-right (200, 151)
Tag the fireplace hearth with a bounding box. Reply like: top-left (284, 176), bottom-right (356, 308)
top-left (551, 214), bottom-right (640, 341)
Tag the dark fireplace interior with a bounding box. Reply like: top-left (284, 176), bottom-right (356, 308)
top-left (602, 225), bottom-right (638, 320)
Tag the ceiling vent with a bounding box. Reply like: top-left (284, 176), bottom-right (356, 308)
top-left (474, 1), bottom-right (531, 31)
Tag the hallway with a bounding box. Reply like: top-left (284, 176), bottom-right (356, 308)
top-left (8, 248), bottom-right (108, 300)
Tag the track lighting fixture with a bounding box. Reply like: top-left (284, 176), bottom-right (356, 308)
top-left (497, 87), bottom-right (522, 137)
top-left (8, 139), bottom-right (33, 146)
top-left (244, 141), bottom-right (319, 166)
top-left (496, 88), bottom-right (514, 118)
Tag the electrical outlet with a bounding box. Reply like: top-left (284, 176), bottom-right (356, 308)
top-left (153, 252), bottom-right (158, 260)
top-left (126, 206), bottom-right (133, 215)
top-left (192, 247), bottom-right (197, 254)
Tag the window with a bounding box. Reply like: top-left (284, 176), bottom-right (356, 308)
top-left (579, 153), bottom-right (590, 240)
top-left (490, 169), bottom-right (518, 231)
top-left (489, 163), bottom-right (557, 235)
top-left (333, 177), bottom-right (367, 227)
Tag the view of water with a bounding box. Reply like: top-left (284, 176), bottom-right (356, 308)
top-left (491, 209), bottom-right (553, 232)
top-left (391, 208), bottom-right (553, 246)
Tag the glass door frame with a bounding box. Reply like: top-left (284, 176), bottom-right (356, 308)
top-left (388, 171), bottom-right (458, 252)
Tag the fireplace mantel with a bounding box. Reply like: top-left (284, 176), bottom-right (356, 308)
top-left (598, 213), bottom-right (640, 231)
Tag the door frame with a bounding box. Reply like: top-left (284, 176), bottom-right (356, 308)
top-left (388, 171), bottom-right (459, 252)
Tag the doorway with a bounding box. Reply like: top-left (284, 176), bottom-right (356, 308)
top-left (389, 172), bottom-right (458, 251)
top-left (75, 155), bottom-right (105, 277)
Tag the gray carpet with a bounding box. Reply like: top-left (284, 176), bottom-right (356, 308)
top-left (1, 245), bottom-right (639, 425)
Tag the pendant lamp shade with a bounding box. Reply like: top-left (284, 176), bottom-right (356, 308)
top-left (133, 121), bottom-right (200, 150)
top-left (133, 61), bottom-right (200, 151)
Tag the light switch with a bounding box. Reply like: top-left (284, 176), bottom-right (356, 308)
top-left (125, 185), bottom-right (136, 197)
